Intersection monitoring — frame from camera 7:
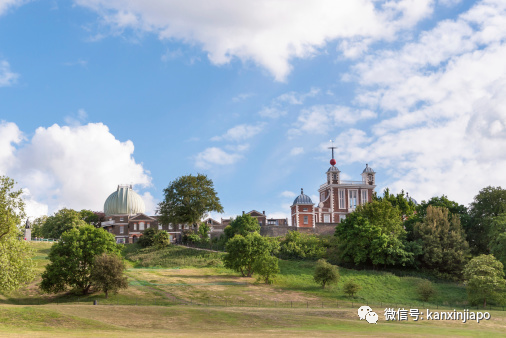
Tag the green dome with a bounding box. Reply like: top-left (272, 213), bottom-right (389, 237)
top-left (104, 185), bottom-right (145, 215)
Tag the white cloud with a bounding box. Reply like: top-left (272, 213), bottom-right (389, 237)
top-left (259, 88), bottom-right (320, 119)
top-left (232, 92), bottom-right (255, 102)
top-left (290, 147), bottom-right (304, 156)
top-left (289, 105), bottom-right (377, 136)
top-left (267, 211), bottom-right (289, 220)
top-left (333, 0), bottom-right (506, 205)
top-left (0, 121), bottom-right (23, 174)
top-left (75, 0), bottom-right (435, 81)
top-left (0, 60), bottom-right (18, 87)
top-left (211, 123), bottom-right (265, 142)
top-left (141, 191), bottom-right (157, 215)
top-left (21, 188), bottom-right (49, 220)
top-left (195, 147), bottom-right (242, 169)
top-left (280, 191), bottom-right (296, 198)
top-left (0, 0), bottom-right (26, 16)
top-left (64, 108), bottom-right (89, 126)
top-left (2, 122), bottom-right (152, 218)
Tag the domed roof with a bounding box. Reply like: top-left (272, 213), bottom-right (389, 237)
top-left (362, 164), bottom-right (375, 173)
top-left (292, 188), bottom-right (313, 205)
top-left (327, 166), bottom-right (340, 172)
top-left (104, 185), bottom-right (145, 215)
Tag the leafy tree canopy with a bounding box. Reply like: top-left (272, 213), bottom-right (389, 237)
top-left (224, 214), bottom-right (260, 239)
top-left (335, 200), bottom-right (412, 268)
top-left (468, 186), bottom-right (506, 254)
top-left (463, 254), bottom-right (506, 307)
top-left (158, 174), bottom-right (224, 227)
top-left (41, 208), bottom-right (88, 239)
top-left (223, 232), bottom-right (278, 277)
top-left (374, 188), bottom-right (417, 218)
top-left (90, 253), bottom-right (128, 298)
top-left (40, 225), bottom-right (120, 295)
top-left (487, 213), bottom-right (506, 273)
top-left (0, 176), bottom-right (25, 241)
top-left (413, 205), bottom-right (469, 277)
top-left (279, 231), bottom-right (326, 260)
top-left (313, 259), bottom-right (339, 289)
top-left (0, 176), bottom-right (34, 292)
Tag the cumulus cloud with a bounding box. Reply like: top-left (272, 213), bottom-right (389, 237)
top-left (0, 60), bottom-right (18, 87)
top-left (333, 0), bottom-right (506, 205)
top-left (1, 122), bottom-right (151, 218)
top-left (0, 121), bottom-right (23, 174)
top-left (211, 123), bottom-right (265, 142)
top-left (75, 0), bottom-right (435, 80)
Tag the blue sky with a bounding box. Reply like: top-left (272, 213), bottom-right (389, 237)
top-left (1, 0), bottom-right (505, 221)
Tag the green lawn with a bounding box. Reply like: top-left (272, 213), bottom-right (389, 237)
top-left (0, 242), bottom-right (503, 337)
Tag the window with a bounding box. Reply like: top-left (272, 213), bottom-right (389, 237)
top-left (147, 223), bottom-right (150, 228)
top-left (361, 190), bottom-right (368, 205)
top-left (178, 224), bottom-right (182, 230)
top-left (158, 223), bottom-right (162, 230)
top-left (116, 238), bottom-right (125, 244)
top-left (339, 189), bottom-right (345, 209)
top-left (119, 217), bottom-right (124, 222)
top-left (139, 222), bottom-right (145, 231)
top-left (169, 224), bottom-right (173, 230)
top-left (303, 208), bottom-right (308, 212)
top-left (303, 216), bottom-right (308, 224)
top-left (133, 223), bottom-right (137, 231)
top-left (184, 225), bottom-right (189, 230)
top-left (324, 214), bottom-right (330, 223)
top-left (268, 220), bottom-right (278, 225)
top-left (349, 190), bottom-right (358, 209)
top-left (339, 214), bottom-right (346, 223)
top-left (120, 226), bottom-right (124, 234)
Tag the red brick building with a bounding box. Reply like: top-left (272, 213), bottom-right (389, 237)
top-left (291, 150), bottom-right (376, 230)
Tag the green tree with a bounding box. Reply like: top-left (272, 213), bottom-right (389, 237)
top-left (158, 174), bottom-right (224, 228)
top-left (375, 188), bottom-right (417, 219)
top-left (404, 195), bottom-right (469, 241)
top-left (137, 228), bottom-right (158, 248)
top-left (31, 216), bottom-right (47, 238)
top-left (79, 209), bottom-right (101, 226)
top-left (153, 231), bottom-right (171, 248)
top-left (417, 280), bottom-right (436, 302)
top-left (468, 186), bottom-right (506, 254)
top-left (313, 259), bottom-right (339, 289)
top-left (335, 200), bottom-right (412, 267)
top-left (90, 253), bottom-right (128, 298)
top-left (198, 222), bottom-right (211, 243)
top-left (41, 208), bottom-right (88, 239)
top-left (413, 205), bottom-right (469, 277)
top-left (488, 213), bottom-right (506, 271)
top-left (0, 176), bottom-right (35, 292)
top-left (343, 279), bottom-right (362, 297)
top-left (0, 176), bottom-right (25, 241)
top-left (279, 231), bottom-right (326, 260)
top-left (463, 254), bottom-right (506, 307)
top-left (223, 233), bottom-right (277, 277)
top-left (224, 214), bottom-right (260, 239)
top-left (253, 254), bottom-right (279, 284)
top-left (40, 225), bottom-right (120, 295)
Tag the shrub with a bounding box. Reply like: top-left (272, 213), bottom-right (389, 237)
top-left (137, 228), bottom-right (158, 248)
top-left (253, 254), bottom-right (279, 284)
top-left (313, 259), bottom-right (339, 289)
top-left (343, 279), bottom-right (361, 297)
top-left (417, 280), bottom-right (436, 302)
top-left (90, 253), bottom-right (128, 298)
top-left (279, 231), bottom-right (326, 260)
top-left (153, 231), bottom-right (171, 248)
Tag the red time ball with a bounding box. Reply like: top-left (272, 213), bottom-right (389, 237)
top-left (330, 159), bottom-right (336, 166)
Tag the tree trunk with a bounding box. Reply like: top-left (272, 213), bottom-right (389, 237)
top-left (484, 298), bottom-right (487, 308)
top-left (105, 289), bottom-right (109, 299)
top-left (82, 284), bottom-right (91, 295)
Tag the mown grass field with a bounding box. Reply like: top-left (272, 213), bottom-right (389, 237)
top-left (0, 242), bottom-right (505, 337)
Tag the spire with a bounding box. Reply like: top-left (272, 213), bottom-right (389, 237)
top-left (328, 140), bottom-right (337, 166)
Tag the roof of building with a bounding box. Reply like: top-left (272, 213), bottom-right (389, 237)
top-left (327, 166), bottom-right (340, 172)
top-left (362, 164), bottom-right (375, 173)
top-left (292, 188), bottom-right (314, 205)
top-left (104, 185), bottom-right (146, 216)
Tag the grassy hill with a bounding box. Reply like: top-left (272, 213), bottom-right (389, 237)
top-left (1, 242), bottom-right (505, 337)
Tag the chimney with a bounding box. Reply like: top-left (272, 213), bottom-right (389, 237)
top-left (263, 211), bottom-right (265, 215)
top-left (242, 211), bottom-right (245, 215)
